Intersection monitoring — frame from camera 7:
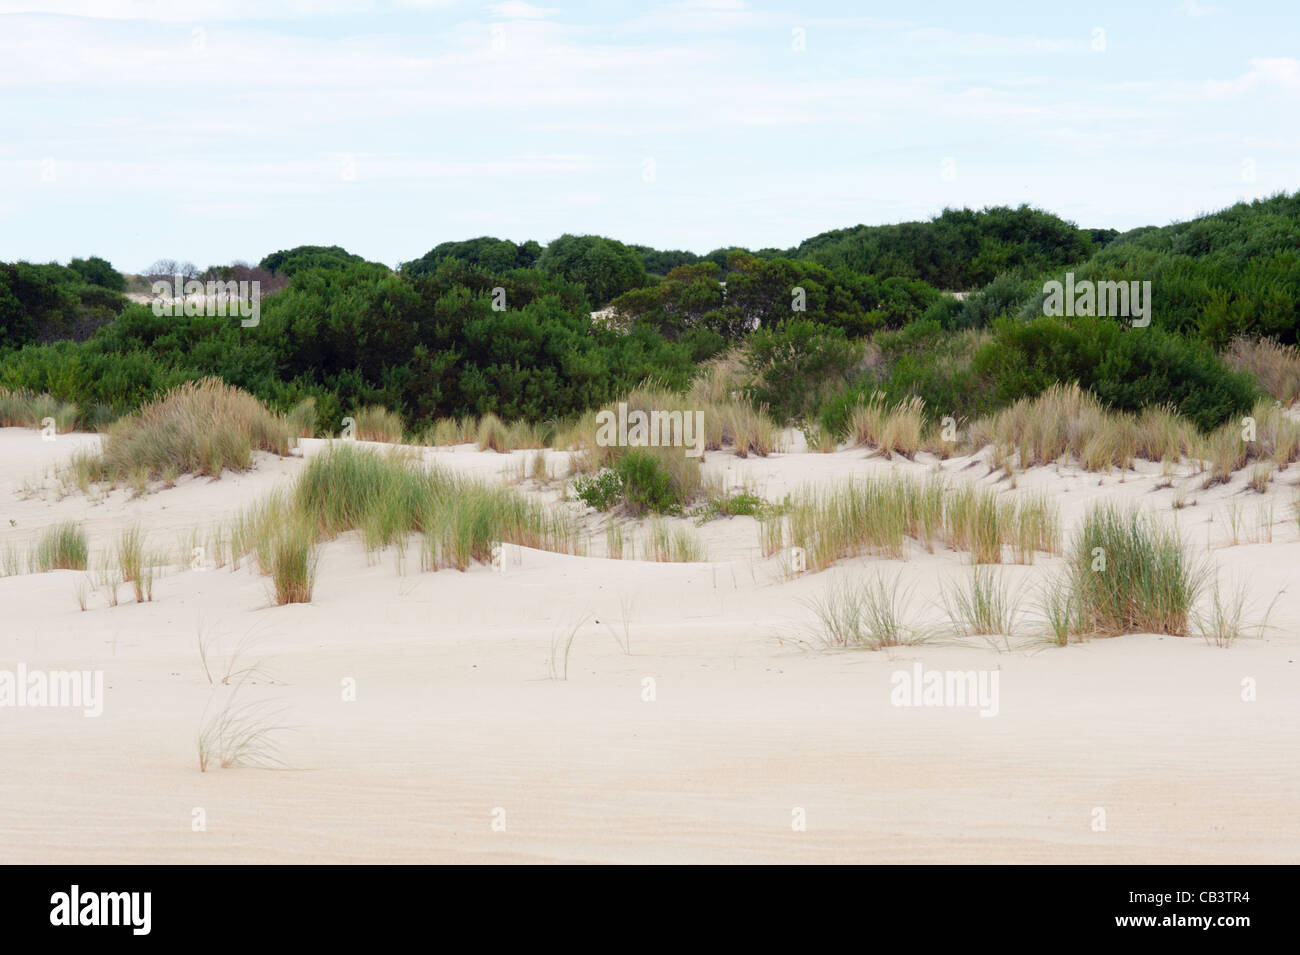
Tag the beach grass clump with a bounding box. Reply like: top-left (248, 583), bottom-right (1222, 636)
top-left (0, 388), bottom-right (80, 432)
top-left (805, 571), bottom-right (917, 650)
top-left (1225, 336), bottom-right (1300, 406)
top-left (1068, 503), bottom-right (1207, 636)
top-left (79, 378), bottom-right (290, 485)
top-left (269, 518), bottom-right (319, 605)
top-left (849, 392), bottom-right (926, 458)
top-left (293, 444), bottom-right (580, 572)
top-left (647, 519), bottom-right (706, 562)
top-left (942, 566), bottom-right (1021, 638)
top-left (1038, 571), bottom-right (1081, 646)
top-left (784, 474), bottom-right (1059, 573)
top-left (32, 521), bottom-right (89, 572)
top-left (115, 525), bottom-right (153, 602)
top-left (198, 681), bottom-right (289, 771)
top-left (286, 397), bottom-right (317, 439)
top-left (349, 405), bottom-right (403, 443)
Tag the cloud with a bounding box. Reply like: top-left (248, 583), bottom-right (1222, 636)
top-left (1178, 0), bottom-right (1217, 16)
top-left (488, 2), bottom-right (556, 19)
top-left (1204, 58), bottom-right (1300, 98)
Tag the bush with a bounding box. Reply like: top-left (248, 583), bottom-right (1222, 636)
top-left (615, 450), bottom-right (687, 516)
top-left (744, 320), bottom-right (863, 422)
top-left (573, 469), bottom-right (623, 511)
top-left (974, 316), bottom-right (1257, 430)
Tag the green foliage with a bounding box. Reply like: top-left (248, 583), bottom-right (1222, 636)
top-left (258, 245), bottom-right (365, 276)
top-left (573, 469), bottom-right (623, 511)
top-left (67, 256), bottom-right (126, 292)
top-left (819, 321), bottom-right (995, 435)
top-left (974, 316), bottom-right (1257, 430)
top-left (536, 234), bottom-right (647, 306)
top-left (403, 237), bottom-right (542, 275)
top-left (744, 319), bottom-right (863, 423)
top-left (615, 449), bottom-right (685, 516)
top-left (795, 205), bottom-right (1095, 290)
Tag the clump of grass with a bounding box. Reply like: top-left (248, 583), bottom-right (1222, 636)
top-left (785, 474), bottom-right (1058, 573)
top-left (758, 506), bottom-right (785, 557)
top-left (647, 519), bottom-right (706, 562)
top-left (1038, 571), bottom-right (1080, 646)
top-left (33, 521), bottom-right (88, 571)
top-left (269, 519), bottom-right (319, 605)
top-left (198, 679), bottom-right (289, 772)
top-left (1247, 462), bottom-right (1273, 493)
top-left (605, 520), bottom-right (626, 560)
top-left (1192, 578), bottom-right (1251, 648)
top-left (942, 566), bottom-right (1021, 639)
top-left (0, 388), bottom-right (80, 431)
top-left (116, 525), bottom-right (152, 602)
top-left (1, 542), bottom-right (23, 577)
top-left (1068, 503), bottom-right (1207, 636)
top-left (849, 392), bottom-right (925, 458)
top-left (292, 444), bottom-right (580, 572)
top-left (547, 613), bottom-right (590, 681)
top-left (804, 571), bottom-right (917, 650)
top-left (475, 412), bottom-right (510, 452)
top-left (75, 378), bottom-right (290, 486)
top-left (1225, 336), bottom-right (1300, 406)
top-left (73, 574), bottom-right (90, 611)
top-left (349, 405), bottom-right (403, 443)
top-left (286, 397), bottom-right (317, 439)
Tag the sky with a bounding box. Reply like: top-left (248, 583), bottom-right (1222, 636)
top-left (1, 0), bottom-right (1297, 272)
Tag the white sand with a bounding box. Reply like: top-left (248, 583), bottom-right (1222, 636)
top-left (1, 427), bottom-right (1297, 863)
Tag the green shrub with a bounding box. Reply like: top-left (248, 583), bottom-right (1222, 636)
top-left (573, 469), bottom-right (623, 511)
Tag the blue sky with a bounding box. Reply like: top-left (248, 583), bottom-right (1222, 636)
top-left (1, 0), bottom-right (1297, 272)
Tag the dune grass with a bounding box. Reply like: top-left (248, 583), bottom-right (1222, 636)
top-left (198, 679), bottom-right (289, 772)
top-left (348, 405), bottom-right (403, 443)
top-left (71, 378), bottom-right (290, 487)
top-left (942, 566), bottom-right (1021, 639)
top-left (0, 388), bottom-right (80, 432)
top-left (269, 519), bottom-right (318, 605)
top-left (1068, 503), bottom-right (1207, 636)
top-left (805, 571), bottom-right (918, 650)
top-left (292, 444), bottom-right (580, 573)
top-left (115, 525), bottom-right (152, 602)
top-left (646, 519), bottom-right (706, 562)
top-left (32, 521), bottom-right (88, 571)
top-left (1225, 336), bottom-right (1300, 406)
top-left (782, 474), bottom-right (1060, 573)
top-left (849, 392), bottom-right (926, 458)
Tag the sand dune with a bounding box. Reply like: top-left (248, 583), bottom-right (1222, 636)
top-left (1, 428), bottom-right (1297, 863)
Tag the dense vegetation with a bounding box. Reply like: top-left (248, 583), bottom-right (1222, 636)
top-left (3, 194), bottom-right (1296, 439)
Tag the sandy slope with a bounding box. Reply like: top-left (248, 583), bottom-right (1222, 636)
top-left (1, 427), bottom-right (1297, 863)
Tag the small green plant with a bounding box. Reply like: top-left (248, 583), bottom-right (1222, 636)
top-left (573, 469), bottom-right (623, 511)
top-left (616, 450), bottom-right (686, 515)
top-left (33, 521), bottom-right (88, 572)
top-left (116, 525), bottom-right (150, 602)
